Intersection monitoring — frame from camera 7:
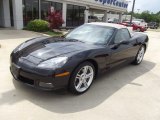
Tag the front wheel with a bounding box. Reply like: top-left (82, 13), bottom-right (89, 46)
top-left (133, 46), bottom-right (145, 65)
top-left (137, 28), bottom-right (141, 32)
top-left (69, 62), bottom-right (95, 94)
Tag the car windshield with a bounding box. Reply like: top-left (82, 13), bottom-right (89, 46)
top-left (133, 21), bottom-right (140, 25)
top-left (134, 19), bottom-right (144, 22)
top-left (65, 24), bottom-right (115, 44)
top-left (149, 22), bottom-right (156, 25)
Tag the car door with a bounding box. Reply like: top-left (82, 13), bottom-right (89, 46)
top-left (109, 28), bottom-right (139, 67)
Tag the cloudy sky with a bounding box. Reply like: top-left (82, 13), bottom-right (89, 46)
top-left (128, 0), bottom-right (160, 13)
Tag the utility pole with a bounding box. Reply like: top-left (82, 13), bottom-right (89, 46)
top-left (130, 0), bottom-right (136, 23)
top-left (39, 0), bottom-right (41, 19)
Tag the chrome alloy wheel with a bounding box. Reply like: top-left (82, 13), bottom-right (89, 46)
top-left (137, 46), bottom-right (145, 64)
top-left (74, 65), bottom-right (94, 92)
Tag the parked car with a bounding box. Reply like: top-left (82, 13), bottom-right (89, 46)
top-left (108, 18), bottom-right (119, 23)
top-left (148, 22), bottom-right (159, 29)
top-left (10, 23), bottom-right (149, 94)
top-left (132, 19), bottom-right (148, 29)
top-left (88, 15), bottom-right (99, 23)
top-left (120, 21), bottom-right (146, 32)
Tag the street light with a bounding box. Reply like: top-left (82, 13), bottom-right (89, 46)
top-left (130, 0), bottom-right (136, 23)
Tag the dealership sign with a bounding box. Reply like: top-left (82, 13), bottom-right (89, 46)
top-left (95, 0), bottom-right (128, 8)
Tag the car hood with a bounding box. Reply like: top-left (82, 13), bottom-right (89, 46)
top-left (15, 37), bottom-right (100, 65)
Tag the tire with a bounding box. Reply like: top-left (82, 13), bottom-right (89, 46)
top-left (137, 28), bottom-right (141, 32)
top-left (69, 62), bottom-right (95, 94)
top-left (133, 45), bottom-right (145, 65)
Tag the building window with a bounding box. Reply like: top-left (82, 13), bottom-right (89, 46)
top-left (41, 0), bottom-right (62, 21)
top-left (22, 0), bottom-right (62, 26)
top-left (23, 0), bottom-right (39, 26)
top-left (67, 4), bottom-right (85, 27)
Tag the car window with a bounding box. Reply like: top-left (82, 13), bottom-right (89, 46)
top-left (65, 24), bottom-right (115, 44)
top-left (114, 29), bottom-right (130, 44)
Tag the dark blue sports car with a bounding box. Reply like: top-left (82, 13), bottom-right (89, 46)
top-left (10, 23), bottom-right (149, 94)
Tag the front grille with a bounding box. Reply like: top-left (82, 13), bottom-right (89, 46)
top-left (18, 75), bottom-right (34, 85)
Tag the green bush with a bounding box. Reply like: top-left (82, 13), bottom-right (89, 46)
top-left (26, 19), bottom-right (49, 32)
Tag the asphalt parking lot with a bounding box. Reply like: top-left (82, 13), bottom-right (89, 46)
top-left (0, 29), bottom-right (160, 120)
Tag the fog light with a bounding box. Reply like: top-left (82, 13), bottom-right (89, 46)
top-left (39, 82), bottom-right (54, 88)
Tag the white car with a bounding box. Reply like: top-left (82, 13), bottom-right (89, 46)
top-left (88, 16), bottom-right (99, 23)
top-left (108, 18), bottom-right (119, 23)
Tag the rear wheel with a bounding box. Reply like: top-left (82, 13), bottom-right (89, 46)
top-left (133, 46), bottom-right (145, 65)
top-left (137, 28), bottom-right (141, 32)
top-left (69, 62), bottom-right (95, 94)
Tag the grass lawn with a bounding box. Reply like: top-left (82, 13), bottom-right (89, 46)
top-left (43, 31), bottom-right (63, 36)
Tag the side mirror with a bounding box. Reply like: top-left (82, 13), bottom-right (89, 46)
top-left (121, 40), bottom-right (130, 45)
top-left (115, 40), bottom-right (129, 45)
top-left (111, 40), bottom-right (129, 49)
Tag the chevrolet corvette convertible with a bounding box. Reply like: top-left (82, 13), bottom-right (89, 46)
top-left (10, 23), bottom-right (149, 94)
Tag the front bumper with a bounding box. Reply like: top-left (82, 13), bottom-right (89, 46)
top-left (10, 63), bottom-right (70, 91)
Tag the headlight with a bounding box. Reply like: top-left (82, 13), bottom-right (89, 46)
top-left (37, 57), bottom-right (68, 69)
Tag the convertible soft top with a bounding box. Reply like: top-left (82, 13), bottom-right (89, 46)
top-left (87, 22), bottom-right (127, 29)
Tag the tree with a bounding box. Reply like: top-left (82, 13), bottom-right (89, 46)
top-left (48, 7), bottom-right (64, 29)
top-left (128, 10), bottom-right (160, 24)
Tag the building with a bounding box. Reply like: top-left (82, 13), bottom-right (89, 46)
top-left (0, 0), bottom-right (129, 29)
